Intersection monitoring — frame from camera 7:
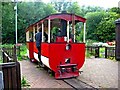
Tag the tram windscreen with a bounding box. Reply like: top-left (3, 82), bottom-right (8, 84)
top-left (60, 19), bottom-right (67, 37)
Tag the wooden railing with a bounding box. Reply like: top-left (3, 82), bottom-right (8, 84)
top-left (86, 46), bottom-right (115, 59)
top-left (2, 46), bottom-right (20, 60)
top-left (0, 45), bottom-right (21, 90)
top-left (86, 46), bottom-right (100, 58)
top-left (105, 47), bottom-right (115, 59)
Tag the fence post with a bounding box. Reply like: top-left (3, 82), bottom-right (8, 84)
top-left (13, 45), bottom-right (17, 62)
top-left (95, 46), bottom-right (99, 58)
top-left (16, 62), bottom-right (21, 90)
top-left (105, 47), bottom-right (107, 58)
top-left (2, 51), bottom-right (5, 63)
top-left (115, 18), bottom-right (120, 61)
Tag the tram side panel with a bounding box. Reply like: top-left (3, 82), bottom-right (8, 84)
top-left (41, 43), bottom-right (50, 68)
top-left (27, 42), bottom-right (85, 79)
top-left (26, 42), bottom-right (34, 59)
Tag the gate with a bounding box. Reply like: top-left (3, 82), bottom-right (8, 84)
top-left (0, 45), bottom-right (21, 89)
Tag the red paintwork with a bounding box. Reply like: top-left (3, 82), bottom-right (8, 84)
top-left (49, 43), bottom-right (85, 70)
top-left (27, 42), bottom-right (34, 58)
top-left (55, 63), bottom-right (79, 79)
top-left (47, 14), bottom-right (86, 22)
top-left (56, 37), bottom-right (66, 43)
top-left (41, 43), bottom-right (49, 58)
top-left (27, 42), bottom-right (85, 79)
top-left (26, 42), bottom-right (37, 62)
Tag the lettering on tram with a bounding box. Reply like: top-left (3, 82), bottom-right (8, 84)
top-left (26, 12), bottom-right (86, 79)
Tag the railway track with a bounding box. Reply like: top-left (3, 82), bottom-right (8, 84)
top-left (63, 78), bottom-right (98, 90)
top-left (43, 66), bottom-right (98, 89)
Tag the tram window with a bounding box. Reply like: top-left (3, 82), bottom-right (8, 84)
top-left (69, 25), bottom-right (73, 41)
top-left (29, 32), bottom-right (33, 42)
top-left (75, 22), bottom-right (83, 42)
top-left (44, 32), bottom-right (48, 42)
top-left (51, 27), bottom-right (60, 42)
top-left (43, 23), bottom-right (48, 43)
top-left (35, 27), bottom-right (37, 33)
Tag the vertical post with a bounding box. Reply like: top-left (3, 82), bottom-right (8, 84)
top-left (83, 23), bottom-right (86, 43)
top-left (16, 61), bottom-right (21, 90)
top-left (98, 47), bottom-right (100, 58)
top-left (42, 23), bottom-right (44, 42)
top-left (14, 0), bottom-right (18, 60)
top-left (115, 18), bottom-right (120, 61)
top-left (14, 0), bottom-right (18, 44)
top-left (33, 26), bottom-right (35, 41)
top-left (2, 49), bottom-right (5, 63)
top-left (105, 47), bottom-right (107, 58)
top-left (26, 31), bottom-right (29, 41)
top-left (95, 46), bottom-right (99, 58)
top-left (73, 26), bottom-right (75, 42)
top-left (48, 19), bottom-right (51, 43)
top-left (72, 14), bottom-right (75, 42)
top-left (67, 21), bottom-right (69, 43)
top-left (13, 45), bottom-right (17, 62)
top-left (37, 23), bottom-right (39, 33)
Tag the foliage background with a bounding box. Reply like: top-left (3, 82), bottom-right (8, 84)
top-left (1, 1), bottom-right (120, 44)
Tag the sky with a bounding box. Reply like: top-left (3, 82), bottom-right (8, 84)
top-left (14, 0), bottom-right (120, 9)
top-left (41, 0), bottom-right (120, 9)
top-left (76, 0), bottom-right (120, 9)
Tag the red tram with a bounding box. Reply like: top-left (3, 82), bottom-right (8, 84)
top-left (26, 12), bottom-right (86, 79)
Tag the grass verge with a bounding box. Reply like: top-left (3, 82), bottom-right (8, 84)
top-left (21, 76), bottom-right (30, 88)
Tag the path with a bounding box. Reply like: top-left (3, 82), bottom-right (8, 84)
top-left (20, 58), bottom-right (119, 89)
top-left (79, 58), bottom-right (119, 88)
top-left (20, 60), bottom-right (71, 88)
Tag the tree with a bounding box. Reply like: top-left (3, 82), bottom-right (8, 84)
top-left (43, 3), bottom-right (56, 16)
top-left (109, 7), bottom-right (120, 14)
top-left (2, 2), bottom-right (15, 44)
top-left (2, 2), bottom-right (56, 44)
top-left (80, 6), bottom-right (104, 17)
top-left (85, 11), bottom-right (106, 41)
top-left (17, 2), bottom-right (56, 43)
top-left (51, 0), bottom-right (72, 12)
top-left (96, 12), bottom-right (120, 42)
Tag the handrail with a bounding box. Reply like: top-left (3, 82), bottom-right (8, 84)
top-left (1, 48), bottom-right (13, 62)
top-left (0, 62), bottom-right (16, 68)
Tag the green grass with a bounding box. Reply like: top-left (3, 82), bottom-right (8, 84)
top-left (85, 50), bottom-right (93, 58)
top-left (99, 47), bottom-right (105, 58)
top-left (21, 76), bottom-right (30, 88)
top-left (0, 51), bottom-right (2, 63)
top-left (0, 44), bottom-right (14, 48)
top-left (0, 59), bottom-right (3, 63)
top-left (17, 44), bottom-right (27, 61)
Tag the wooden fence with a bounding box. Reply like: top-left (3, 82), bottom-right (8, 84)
top-left (2, 46), bottom-right (20, 59)
top-left (86, 46), bottom-right (100, 58)
top-left (86, 46), bottom-right (115, 59)
top-left (0, 45), bottom-right (21, 89)
top-left (105, 47), bottom-right (115, 59)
